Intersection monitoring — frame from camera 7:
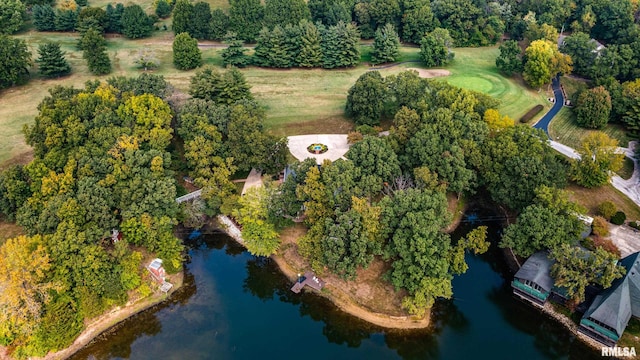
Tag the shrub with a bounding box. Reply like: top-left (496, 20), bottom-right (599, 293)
top-left (355, 124), bottom-right (380, 136)
top-left (592, 216), bottom-right (609, 237)
top-left (629, 221), bottom-right (640, 230)
top-left (598, 201), bottom-right (617, 220)
top-left (347, 131), bottom-right (363, 144)
top-left (592, 236), bottom-right (621, 257)
top-left (519, 104), bottom-right (544, 123)
top-left (611, 211), bottom-right (626, 225)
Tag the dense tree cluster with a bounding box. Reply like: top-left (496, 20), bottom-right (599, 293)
top-left (265, 70), bottom-right (573, 316)
top-left (177, 67), bottom-right (287, 215)
top-left (0, 75), bottom-right (184, 357)
top-left (32, 3), bottom-right (155, 39)
top-left (253, 20), bottom-right (360, 69)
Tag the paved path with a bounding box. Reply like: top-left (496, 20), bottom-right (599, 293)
top-left (535, 75), bottom-right (640, 208)
top-left (609, 223), bottom-right (640, 258)
top-left (287, 134), bottom-right (350, 165)
top-left (241, 168), bottom-right (264, 195)
top-left (533, 76), bottom-right (564, 136)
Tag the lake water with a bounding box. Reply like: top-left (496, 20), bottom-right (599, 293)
top-left (70, 214), bottom-right (603, 360)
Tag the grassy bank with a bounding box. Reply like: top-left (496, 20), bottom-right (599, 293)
top-left (549, 107), bottom-right (630, 150)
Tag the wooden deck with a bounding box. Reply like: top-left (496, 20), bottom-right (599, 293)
top-left (291, 271), bottom-right (325, 293)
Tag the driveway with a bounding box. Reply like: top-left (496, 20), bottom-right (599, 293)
top-left (533, 76), bottom-right (564, 137)
top-left (609, 224), bottom-right (640, 258)
top-left (287, 134), bottom-right (350, 165)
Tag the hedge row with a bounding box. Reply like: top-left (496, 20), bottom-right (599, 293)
top-left (519, 104), bottom-right (545, 123)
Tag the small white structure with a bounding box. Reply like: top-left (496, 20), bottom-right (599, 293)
top-left (147, 258), bottom-right (166, 282)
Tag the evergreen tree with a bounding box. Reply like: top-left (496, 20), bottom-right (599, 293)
top-left (81, 28), bottom-right (111, 75)
top-left (253, 25), bottom-right (293, 68)
top-left (36, 42), bottom-right (71, 78)
top-left (296, 19), bottom-right (322, 68)
top-left (32, 4), bottom-right (56, 31)
top-left (55, 9), bottom-right (78, 31)
top-left (229, 0), bottom-right (263, 42)
top-left (121, 4), bottom-right (153, 39)
top-left (210, 9), bottom-right (229, 40)
top-left (221, 31), bottom-right (249, 67)
top-left (105, 3), bottom-right (124, 33)
top-left (321, 21), bottom-right (360, 69)
top-left (173, 32), bottom-right (202, 70)
top-left (192, 2), bottom-right (212, 39)
top-left (172, 0), bottom-right (194, 36)
top-left (371, 23), bottom-right (400, 65)
top-left (155, 0), bottom-right (171, 19)
top-left (264, 0), bottom-right (310, 29)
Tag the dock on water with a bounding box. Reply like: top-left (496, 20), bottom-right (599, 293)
top-left (291, 271), bottom-right (325, 293)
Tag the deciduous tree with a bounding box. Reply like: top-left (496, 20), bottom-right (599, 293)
top-left (496, 40), bottom-right (522, 76)
top-left (574, 86), bottom-right (611, 129)
top-left (550, 244), bottom-right (626, 303)
top-left (523, 40), bottom-right (572, 88)
top-left (0, 35), bottom-right (30, 89)
top-left (0, 0), bottom-right (25, 34)
top-left (571, 132), bottom-right (624, 188)
top-left (345, 71), bottom-right (388, 125)
top-left (232, 186), bottom-right (280, 256)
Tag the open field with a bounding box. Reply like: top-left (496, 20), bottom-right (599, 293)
top-left (445, 46), bottom-right (550, 121)
top-left (549, 107), bottom-right (630, 149)
top-left (568, 183), bottom-right (640, 220)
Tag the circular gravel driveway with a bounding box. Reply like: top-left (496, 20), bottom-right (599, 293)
top-left (287, 134), bottom-right (350, 165)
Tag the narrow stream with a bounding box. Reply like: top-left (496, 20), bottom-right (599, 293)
top-left (70, 210), bottom-right (602, 360)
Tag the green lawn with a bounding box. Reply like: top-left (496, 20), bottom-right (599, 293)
top-left (0, 36), bottom-right (546, 165)
top-left (549, 107), bottom-right (630, 149)
top-left (88, 0), bottom-right (230, 14)
top-left (445, 46), bottom-right (550, 121)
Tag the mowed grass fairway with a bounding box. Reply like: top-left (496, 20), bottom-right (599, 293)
top-left (445, 46), bottom-right (549, 120)
top-left (0, 36), bottom-right (548, 164)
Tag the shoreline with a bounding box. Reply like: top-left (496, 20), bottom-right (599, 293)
top-left (1, 272), bottom-right (185, 360)
top-left (217, 215), bottom-right (431, 330)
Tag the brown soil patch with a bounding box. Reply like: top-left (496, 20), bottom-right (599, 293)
top-left (268, 116), bottom-right (355, 137)
top-left (276, 224), bottom-right (430, 329)
top-left (0, 220), bottom-right (24, 246)
top-left (406, 68), bottom-right (451, 79)
top-left (0, 150), bottom-right (33, 171)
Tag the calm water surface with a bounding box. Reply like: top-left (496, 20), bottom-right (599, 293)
top-left (71, 215), bottom-right (602, 360)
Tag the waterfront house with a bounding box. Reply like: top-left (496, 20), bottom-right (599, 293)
top-left (512, 251), bottom-right (555, 306)
top-left (147, 258), bottom-right (166, 283)
top-left (579, 252), bottom-right (640, 346)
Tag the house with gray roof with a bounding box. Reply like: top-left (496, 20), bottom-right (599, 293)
top-left (512, 251), bottom-right (556, 306)
top-left (579, 252), bottom-right (640, 346)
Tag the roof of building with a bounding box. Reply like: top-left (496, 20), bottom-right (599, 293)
top-left (582, 252), bottom-right (640, 337)
top-left (514, 251), bottom-right (555, 292)
top-left (149, 258), bottom-right (163, 271)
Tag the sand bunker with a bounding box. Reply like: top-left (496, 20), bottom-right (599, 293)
top-left (406, 68), bottom-right (451, 78)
